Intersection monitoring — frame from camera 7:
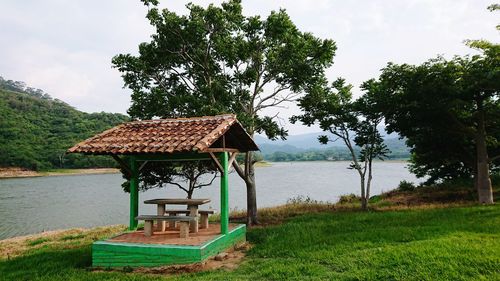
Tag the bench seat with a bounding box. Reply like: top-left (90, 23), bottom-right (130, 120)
top-left (136, 215), bottom-right (196, 238)
top-left (164, 210), bottom-right (215, 229)
top-left (136, 215), bottom-right (196, 221)
top-left (164, 209), bottom-right (215, 214)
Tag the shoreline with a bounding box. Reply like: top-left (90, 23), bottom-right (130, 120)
top-left (0, 168), bottom-right (120, 179)
top-left (0, 160), bottom-right (407, 178)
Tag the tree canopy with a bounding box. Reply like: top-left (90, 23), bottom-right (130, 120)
top-left (367, 44), bottom-right (499, 202)
top-left (112, 0), bottom-right (336, 224)
top-left (292, 78), bottom-right (390, 209)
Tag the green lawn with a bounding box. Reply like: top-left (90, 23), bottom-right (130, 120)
top-left (1, 205), bottom-right (499, 280)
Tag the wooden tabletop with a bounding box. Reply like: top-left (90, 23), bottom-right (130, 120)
top-left (143, 198), bottom-right (211, 205)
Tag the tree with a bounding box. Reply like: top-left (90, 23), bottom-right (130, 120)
top-left (112, 0), bottom-right (336, 224)
top-left (291, 78), bottom-right (389, 210)
top-left (368, 46), bottom-right (499, 203)
top-left (121, 161), bottom-right (218, 199)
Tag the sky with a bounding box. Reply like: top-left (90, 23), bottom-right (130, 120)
top-left (0, 0), bottom-right (498, 135)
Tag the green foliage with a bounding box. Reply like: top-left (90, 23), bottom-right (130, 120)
top-left (263, 144), bottom-right (409, 162)
top-left (369, 45), bottom-right (500, 184)
top-left (121, 160), bottom-right (218, 197)
top-left (1, 205), bottom-right (499, 280)
top-left (0, 77), bottom-right (129, 170)
top-left (397, 180), bottom-right (416, 192)
top-left (292, 78), bottom-right (390, 209)
top-left (26, 237), bottom-right (50, 247)
top-left (337, 193), bottom-right (361, 204)
top-left (112, 0), bottom-right (335, 213)
top-left (60, 234), bottom-right (86, 241)
top-left (112, 0), bottom-right (335, 140)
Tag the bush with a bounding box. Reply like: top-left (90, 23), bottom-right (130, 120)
top-left (338, 193), bottom-right (360, 204)
top-left (397, 180), bottom-right (416, 192)
top-left (369, 195), bottom-right (382, 203)
top-left (286, 195), bottom-right (319, 204)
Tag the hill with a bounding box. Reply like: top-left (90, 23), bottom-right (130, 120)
top-left (0, 76), bottom-right (129, 170)
top-left (255, 133), bottom-right (410, 161)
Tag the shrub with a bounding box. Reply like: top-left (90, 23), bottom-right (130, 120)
top-left (286, 195), bottom-right (319, 204)
top-left (397, 180), bottom-right (416, 192)
top-left (369, 195), bottom-right (382, 203)
top-left (338, 193), bottom-right (360, 204)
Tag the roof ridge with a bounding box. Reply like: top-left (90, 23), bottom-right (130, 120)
top-left (194, 117), bottom-right (237, 151)
top-left (126, 114), bottom-right (235, 125)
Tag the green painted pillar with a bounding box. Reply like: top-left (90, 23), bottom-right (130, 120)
top-left (129, 157), bottom-right (139, 230)
top-left (220, 152), bottom-right (229, 235)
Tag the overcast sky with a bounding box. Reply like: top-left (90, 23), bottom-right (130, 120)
top-left (0, 0), bottom-right (498, 134)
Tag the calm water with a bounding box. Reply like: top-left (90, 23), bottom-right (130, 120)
top-left (0, 161), bottom-right (418, 239)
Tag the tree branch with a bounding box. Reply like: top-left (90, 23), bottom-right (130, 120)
top-left (489, 154), bottom-right (500, 163)
top-left (232, 159), bottom-right (245, 179)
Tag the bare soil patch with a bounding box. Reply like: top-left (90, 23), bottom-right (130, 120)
top-left (110, 242), bottom-right (251, 275)
top-left (0, 167), bottom-right (119, 178)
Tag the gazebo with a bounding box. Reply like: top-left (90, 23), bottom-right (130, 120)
top-left (67, 114), bottom-right (258, 267)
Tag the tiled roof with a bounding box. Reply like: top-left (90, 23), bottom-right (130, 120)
top-left (67, 114), bottom-right (258, 155)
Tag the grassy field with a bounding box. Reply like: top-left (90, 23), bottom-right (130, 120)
top-left (1, 204), bottom-right (499, 280)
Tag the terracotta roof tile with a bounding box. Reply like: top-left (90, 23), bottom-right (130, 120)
top-left (67, 114), bottom-right (258, 155)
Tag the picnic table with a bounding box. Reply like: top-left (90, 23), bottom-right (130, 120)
top-left (144, 198), bottom-right (211, 233)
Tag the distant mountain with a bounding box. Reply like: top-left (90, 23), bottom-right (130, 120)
top-left (254, 131), bottom-right (410, 160)
top-left (0, 76), bottom-right (129, 170)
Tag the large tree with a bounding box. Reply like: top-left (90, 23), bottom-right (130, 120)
top-left (112, 0), bottom-right (336, 224)
top-left (368, 44), bottom-right (499, 203)
top-left (292, 78), bottom-right (389, 210)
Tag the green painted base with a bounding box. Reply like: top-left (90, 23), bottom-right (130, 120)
top-left (92, 224), bottom-right (246, 267)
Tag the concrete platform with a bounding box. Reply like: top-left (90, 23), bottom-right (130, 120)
top-left (92, 224), bottom-right (246, 267)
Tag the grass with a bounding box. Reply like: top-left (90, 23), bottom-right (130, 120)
top-left (1, 204), bottom-right (499, 280)
top-left (374, 178), bottom-right (500, 209)
top-left (25, 237), bottom-right (51, 247)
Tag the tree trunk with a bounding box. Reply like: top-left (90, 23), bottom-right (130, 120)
top-left (244, 151), bottom-right (258, 225)
top-left (365, 159), bottom-right (373, 209)
top-left (360, 176), bottom-right (367, 211)
top-left (476, 108), bottom-right (493, 204)
top-left (472, 158), bottom-right (478, 192)
top-left (187, 180), bottom-right (194, 199)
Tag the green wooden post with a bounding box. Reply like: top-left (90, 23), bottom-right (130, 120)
top-left (220, 152), bottom-right (229, 235)
top-left (129, 157), bottom-right (139, 230)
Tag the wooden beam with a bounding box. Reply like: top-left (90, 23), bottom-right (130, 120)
top-left (209, 152), bottom-right (224, 174)
top-left (203, 148), bottom-right (239, 153)
top-left (138, 161), bottom-right (149, 171)
top-left (228, 152), bottom-right (238, 168)
top-left (111, 155), bottom-right (132, 176)
top-left (135, 153), bottom-right (211, 162)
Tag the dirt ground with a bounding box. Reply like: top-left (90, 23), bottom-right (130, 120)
top-left (118, 242), bottom-right (251, 275)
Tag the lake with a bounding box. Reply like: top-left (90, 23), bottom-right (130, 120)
top-left (0, 161), bottom-right (418, 239)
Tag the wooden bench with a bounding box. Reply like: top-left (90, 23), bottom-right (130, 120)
top-left (136, 215), bottom-right (196, 238)
top-left (165, 210), bottom-right (215, 229)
